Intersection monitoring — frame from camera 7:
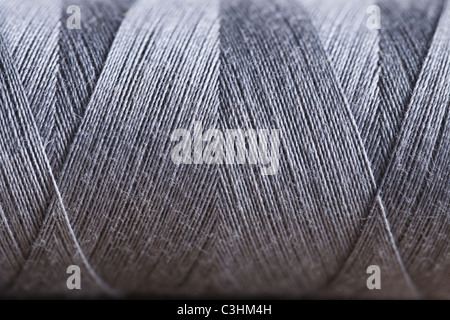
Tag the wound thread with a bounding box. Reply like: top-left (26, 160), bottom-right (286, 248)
top-left (0, 0), bottom-right (448, 299)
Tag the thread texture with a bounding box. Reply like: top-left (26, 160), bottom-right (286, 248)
top-left (0, 0), bottom-right (449, 298)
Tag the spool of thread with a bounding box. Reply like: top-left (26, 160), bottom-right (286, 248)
top-left (0, 0), bottom-right (448, 299)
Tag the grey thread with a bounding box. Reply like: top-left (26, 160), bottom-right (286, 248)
top-left (0, 0), bottom-right (448, 298)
